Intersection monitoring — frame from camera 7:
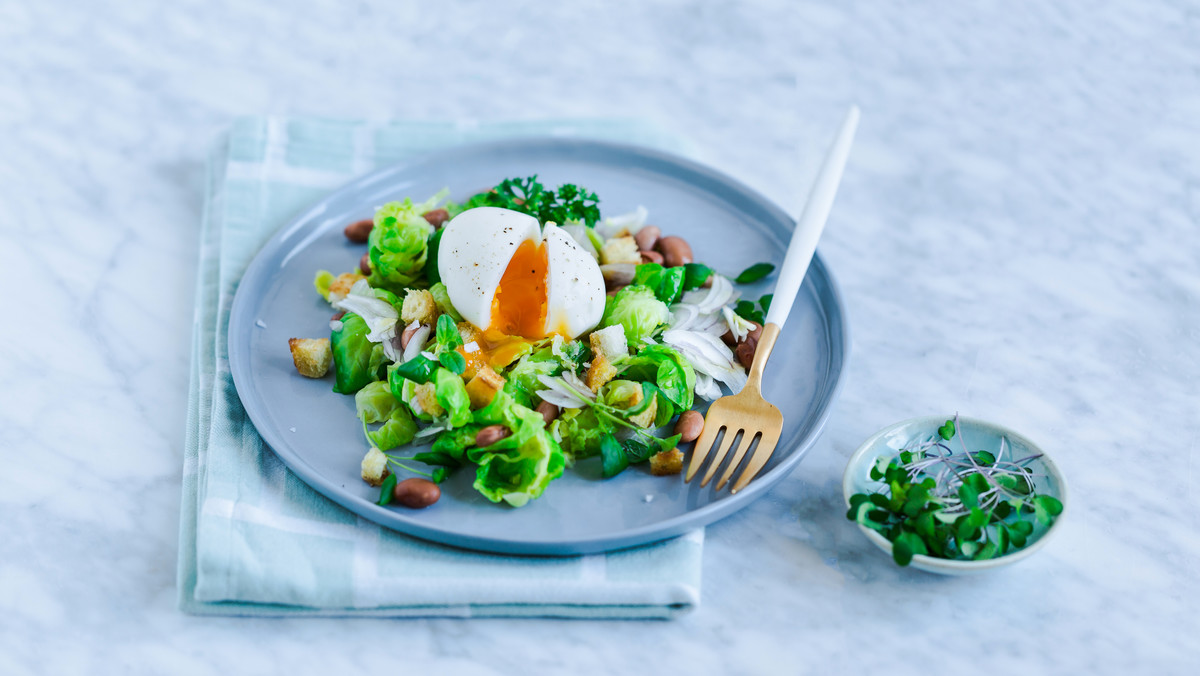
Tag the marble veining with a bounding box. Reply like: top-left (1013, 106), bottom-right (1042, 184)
top-left (1, 0), bottom-right (1197, 673)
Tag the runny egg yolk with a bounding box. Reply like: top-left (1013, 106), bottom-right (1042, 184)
top-left (490, 239), bottom-right (549, 340)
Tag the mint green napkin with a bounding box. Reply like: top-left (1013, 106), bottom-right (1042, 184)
top-left (177, 117), bottom-right (703, 618)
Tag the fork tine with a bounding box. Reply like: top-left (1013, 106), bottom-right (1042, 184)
top-left (700, 428), bottom-right (741, 488)
top-left (730, 426), bottom-right (783, 494)
top-left (715, 431), bottom-right (761, 491)
top-left (685, 421), bottom-right (723, 482)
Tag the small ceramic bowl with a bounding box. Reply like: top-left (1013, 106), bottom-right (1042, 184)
top-left (842, 416), bottom-right (1068, 575)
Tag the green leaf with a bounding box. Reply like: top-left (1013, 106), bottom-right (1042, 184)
top-left (377, 473), bottom-right (397, 506)
top-left (869, 493), bottom-right (890, 509)
top-left (892, 537), bottom-right (914, 566)
top-left (971, 450), bottom-right (996, 466)
top-left (958, 483), bottom-right (979, 510)
top-left (960, 539), bottom-right (980, 558)
top-left (330, 313), bottom-right (387, 394)
top-left (391, 355), bottom-right (438, 385)
top-left (438, 350), bottom-right (466, 375)
top-left (938, 419), bottom-right (956, 440)
top-left (600, 433), bottom-right (629, 478)
top-left (436, 313), bottom-right (462, 349)
top-left (734, 262), bottom-right (776, 284)
top-left (431, 467), bottom-right (448, 484)
top-left (1010, 530), bottom-right (1027, 548)
top-left (1010, 520), bottom-right (1034, 536)
top-left (956, 516), bottom-right (979, 543)
top-left (997, 525), bottom-right (1010, 553)
top-left (976, 541), bottom-right (998, 560)
top-left (681, 263), bottom-right (713, 291)
top-left (759, 293), bottom-right (773, 314)
top-left (964, 472), bottom-right (991, 494)
top-left (1036, 494), bottom-right (1064, 516)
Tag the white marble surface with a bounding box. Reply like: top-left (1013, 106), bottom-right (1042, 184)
top-left (1, 0), bottom-right (1197, 673)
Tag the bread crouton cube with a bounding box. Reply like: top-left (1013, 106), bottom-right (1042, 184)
top-left (628, 396), bottom-right (658, 429)
top-left (328, 272), bottom-right (366, 304)
top-left (650, 448), bottom-right (684, 476)
top-left (401, 289), bottom-right (438, 325)
top-left (585, 353), bottom-right (618, 392)
top-left (412, 381), bottom-right (445, 417)
top-left (288, 338), bottom-right (332, 378)
top-left (361, 447), bottom-right (390, 486)
top-left (589, 324), bottom-right (629, 361)
top-left (465, 365), bottom-right (506, 409)
top-left (600, 236), bottom-right (642, 265)
top-left (458, 322), bottom-right (481, 345)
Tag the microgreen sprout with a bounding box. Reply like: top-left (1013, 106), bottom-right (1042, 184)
top-left (847, 415), bottom-right (1062, 566)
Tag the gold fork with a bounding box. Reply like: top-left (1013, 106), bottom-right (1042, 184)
top-left (685, 106), bottom-right (860, 494)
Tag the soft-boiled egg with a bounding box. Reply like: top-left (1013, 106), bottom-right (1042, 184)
top-left (438, 206), bottom-right (606, 342)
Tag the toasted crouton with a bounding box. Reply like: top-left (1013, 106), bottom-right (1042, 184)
top-left (600, 236), bottom-right (641, 265)
top-left (412, 381), bottom-right (444, 417)
top-left (628, 396), bottom-right (658, 429)
top-left (288, 338), bottom-right (332, 378)
top-left (458, 322), bottom-right (481, 346)
top-left (401, 289), bottom-right (439, 325)
top-left (465, 365), bottom-right (506, 409)
top-left (586, 353), bottom-right (618, 392)
top-left (328, 272), bottom-right (366, 304)
top-left (361, 447), bottom-right (390, 486)
top-left (650, 448), bottom-right (684, 476)
top-left (589, 324), bottom-right (629, 362)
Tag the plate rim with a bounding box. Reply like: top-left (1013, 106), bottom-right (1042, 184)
top-left (227, 136), bottom-right (850, 555)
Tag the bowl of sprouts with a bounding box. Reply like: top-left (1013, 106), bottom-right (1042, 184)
top-left (843, 415), bottom-right (1067, 575)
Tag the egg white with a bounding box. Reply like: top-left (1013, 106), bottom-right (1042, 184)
top-left (437, 207), bottom-right (605, 339)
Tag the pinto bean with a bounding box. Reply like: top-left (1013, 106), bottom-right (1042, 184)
top-left (422, 208), bottom-right (450, 228)
top-left (735, 340), bottom-right (758, 369)
top-left (634, 225), bottom-right (661, 252)
top-left (720, 329), bottom-right (736, 347)
top-left (392, 478), bottom-right (440, 508)
top-left (640, 250), bottom-right (664, 265)
top-left (344, 218), bottom-right (373, 243)
top-left (535, 401), bottom-right (560, 426)
top-left (331, 310), bottom-right (346, 321)
top-left (656, 236), bottom-right (693, 267)
top-left (674, 410), bottom-right (704, 443)
top-left (359, 253), bottom-right (371, 275)
top-left (400, 323), bottom-right (422, 350)
top-left (475, 424), bottom-right (512, 447)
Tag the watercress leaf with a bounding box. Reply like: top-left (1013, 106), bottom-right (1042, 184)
top-left (733, 300), bottom-right (763, 325)
top-left (1010, 530), bottom-right (1027, 548)
top-left (976, 541), bottom-right (998, 560)
top-left (968, 506), bottom-right (990, 529)
top-left (993, 501), bottom-right (1012, 520)
top-left (391, 354), bottom-right (438, 385)
top-left (938, 420), bottom-right (956, 441)
top-left (956, 516), bottom-right (979, 543)
top-left (958, 483), bottom-right (979, 510)
top-left (1011, 520), bottom-right (1034, 536)
top-left (439, 350), bottom-right (466, 375)
top-left (972, 450), bottom-right (996, 466)
top-left (759, 293), bottom-right (773, 314)
top-left (436, 313), bottom-right (461, 349)
top-left (1036, 494), bottom-right (1064, 517)
top-left (734, 262), bottom-right (776, 284)
top-left (965, 472), bottom-right (991, 494)
top-left (377, 472), bottom-right (397, 506)
top-left (431, 467), bottom-right (448, 484)
top-left (600, 433), bottom-right (629, 478)
top-left (681, 263), bottom-right (713, 291)
top-left (892, 537), bottom-right (913, 566)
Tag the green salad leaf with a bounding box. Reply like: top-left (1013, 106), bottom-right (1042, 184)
top-left (390, 354), bottom-right (438, 386)
top-left (600, 285), bottom-right (669, 345)
top-left (551, 407), bottom-right (610, 461)
top-left (681, 263), bottom-right (713, 291)
top-left (368, 192), bottom-right (445, 291)
top-left (331, 312), bottom-right (387, 394)
top-left (434, 368), bottom-right (473, 428)
top-left (734, 262), bottom-right (776, 284)
top-left (618, 344), bottom-right (695, 411)
top-left (464, 176), bottom-right (601, 227)
top-left (354, 381), bottom-right (398, 424)
top-left (633, 263), bottom-right (686, 305)
top-left (466, 392), bottom-right (566, 506)
top-left (429, 282), bottom-right (463, 323)
top-left (504, 351), bottom-right (562, 408)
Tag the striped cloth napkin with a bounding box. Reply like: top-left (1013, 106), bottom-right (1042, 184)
top-left (177, 117), bottom-right (704, 618)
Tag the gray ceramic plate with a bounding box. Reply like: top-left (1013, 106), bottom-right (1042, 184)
top-left (228, 138), bottom-right (848, 555)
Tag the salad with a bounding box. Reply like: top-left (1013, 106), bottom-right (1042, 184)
top-left (287, 176), bottom-right (773, 508)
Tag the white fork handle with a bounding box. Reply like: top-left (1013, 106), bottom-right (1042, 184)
top-left (764, 106), bottom-right (859, 328)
